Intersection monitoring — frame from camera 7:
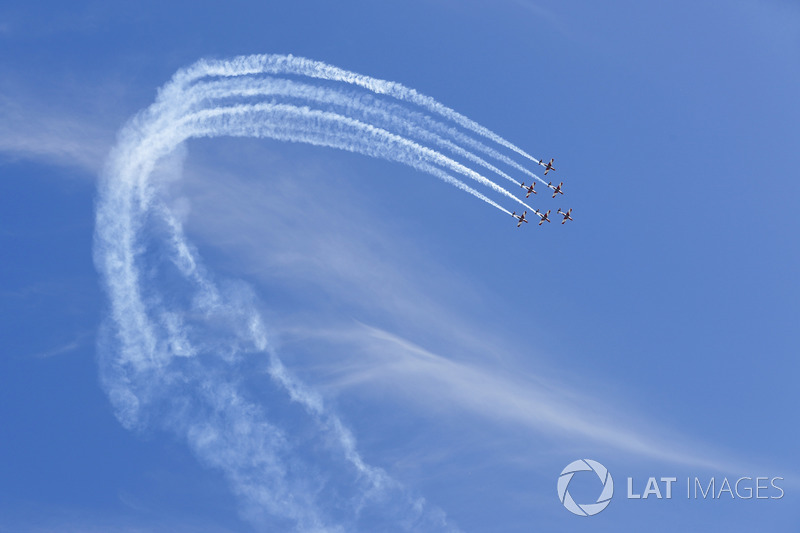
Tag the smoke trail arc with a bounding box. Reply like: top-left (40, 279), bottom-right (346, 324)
top-left (95, 54), bottom-right (538, 531)
top-left (181, 76), bottom-right (530, 189)
top-left (181, 74), bottom-right (549, 187)
top-left (175, 54), bottom-right (542, 166)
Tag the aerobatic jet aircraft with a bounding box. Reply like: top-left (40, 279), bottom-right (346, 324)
top-left (520, 182), bottom-right (537, 198)
top-left (511, 211), bottom-right (529, 227)
top-left (539, 158), bottom-right (556, 175)
top-left (547, 181), bottom-right (564, 198)
top-left (534, 208), bottom-right (551, 225)
top-left (557, 208), bottom-right (573, 224)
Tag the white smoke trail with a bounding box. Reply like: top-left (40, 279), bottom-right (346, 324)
top-left (165, 75), bottom-right (542, 206)
top-left (95, 54), bottom-right (536, 531)
top-left (181, 76), bottom-right (528, 189)
top-left (173, 54), bottom-right (541, 166)
top-left (179, 102), bottom-right (532, 213)
top-left (177, 58), bottom-right (551, 189)
top-left (179, 76), bottom-right (549, 189)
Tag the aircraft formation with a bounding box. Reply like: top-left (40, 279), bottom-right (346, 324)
top-left (512, 158), bottom-right (572, 228)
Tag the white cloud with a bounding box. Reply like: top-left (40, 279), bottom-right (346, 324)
top-left (26, 336), bottom-right (84, 359)
top-left (0, 97), bottom-right (110, 173)
top-left (0, 76), bottom-right (135, 175)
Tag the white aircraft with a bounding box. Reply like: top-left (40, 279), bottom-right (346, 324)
top-left (512, 210), bottom-right (529, 227)
top-left (539, 158), bottom-right (556, 175)
top-left (520, 182), bottom-right (537, 198)
top-left (557, 208), bottom-right (573, 224)
top-left (534, 208), bottom-right (551, 225)
top-left (547, 181), bottom-right (564, 198)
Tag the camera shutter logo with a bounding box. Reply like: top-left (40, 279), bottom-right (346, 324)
top-left (557, 459), bottom-right (614, 516)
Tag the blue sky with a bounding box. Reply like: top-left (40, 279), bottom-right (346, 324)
top-left (2, 0), bottom-right (799, 531)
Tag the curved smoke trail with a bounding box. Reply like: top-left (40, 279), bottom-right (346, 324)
top-left (95, 54), bottom-right (536, 531)
top-left (185, 77), bottom-right (529, 188)
top-left (182, 75), bottom-right (549, 187)
top-left (173, 54), bottom-right (542, 166)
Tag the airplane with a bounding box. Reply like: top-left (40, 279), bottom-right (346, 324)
top-left (557, 208), bottom-right (573, 224)
top-left (547, 181), bottom-right (564, 198)
top-left (534, 208), bottom-right (551, 225)
top-left (520, 182), bottom-right (537, 198)
top-left (539, 158), bottom-right (556, 175)
top-left (511, 210), bottom-right (529, 227)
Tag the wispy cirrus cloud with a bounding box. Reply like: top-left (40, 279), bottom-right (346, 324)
top-left (280, 322), bottom-right (747, 473)
top-left (0, 93), bottom-right (113, 174)
top-left (26, 335), bottom-right (86, 359)
top-left (0, 73), bottom-right (136, 175)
